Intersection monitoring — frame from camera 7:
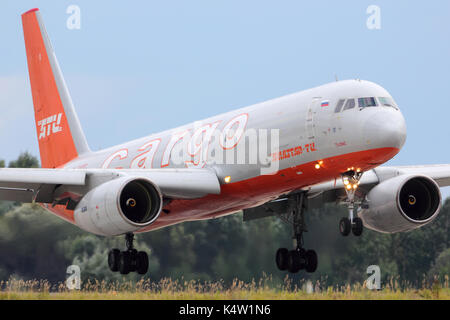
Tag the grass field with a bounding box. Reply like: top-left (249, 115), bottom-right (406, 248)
top-left (1, 276), bottom-right (449, 300)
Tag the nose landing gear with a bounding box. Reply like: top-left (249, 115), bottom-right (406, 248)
top-left (108, 233), bottom-right (149, 275)
top-left (340, 170), bottom-right (364, 237)
top-left (275, 193), bottom-right (318, 274)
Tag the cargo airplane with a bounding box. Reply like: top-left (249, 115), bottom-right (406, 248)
top-left (1, 8), bottom-right (449, 275)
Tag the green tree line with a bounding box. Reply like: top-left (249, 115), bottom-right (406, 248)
top-left (0, 153), bottom-right (448, 287)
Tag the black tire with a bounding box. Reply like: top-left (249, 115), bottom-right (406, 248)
top-left (108, 249), bottom-right (120, 272)
top-left (352, 217), bottom-right (363, 236)
top-left (276, 248), bottom-right (289, 271)
top-left (119, 251), bottom-right (131, 275)
top-left (305, 250), bottom-right (318, 273)
top-left (128, 249), bottom-right (138, 272)
top-left (287, 250), bottom-right (301, 273)
top-left (136, 251), bottom-right (149, 275)
top-left (339, 217), bottom-right (351, 236)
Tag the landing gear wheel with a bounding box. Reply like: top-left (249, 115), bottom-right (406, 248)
top-left (352, 217), bottom-right (363, 236)
top-left (287, 250), bottom-right (301, 274)
top-left (136, 251), bottom-right (149, 275)
top-left (339, 217), bottom-right (351, 236)
top-left (108, 249), bottom-right (120, 272)
top-left (274, 193), bottom-right (319, 274)
top-left (128, 249), bottom-right (138, 272)
top-left (305, 250), bottom-right (318, 273)
top-left (276, 248), bottom-right (289, 271)
top-left (119, 251), bottom-right (131, 275)
top-left (109, 233), bottom-right (151, 275)
top-left (340, 170), bottom-right (365, 238)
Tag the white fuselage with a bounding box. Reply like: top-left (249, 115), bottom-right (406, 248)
top-left (53, 79), bottom-right (407, 232)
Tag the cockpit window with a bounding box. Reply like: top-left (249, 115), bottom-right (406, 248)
top-left (358, 97), bottom-right (377, 108)
top-left (335, 99), bottom-right (345, 113)
top-left (343, 99), bottom-right (355, 110)
top-left (378, 97), bottom-right (397, 108)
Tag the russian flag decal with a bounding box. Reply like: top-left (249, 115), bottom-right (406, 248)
top-left (321, 100), bottom-right (329, 107)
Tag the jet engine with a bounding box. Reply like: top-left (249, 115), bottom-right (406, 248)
top-left (74, 177), bottom-right (163, 236)
top-left (358, 174), bottom-right (441, 233)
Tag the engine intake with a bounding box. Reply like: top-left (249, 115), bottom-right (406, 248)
top-left (74, 177), bottom-right (162, 236)
top-left (359, 174), bottom-right (441, 233)
top-left (398, 177), bottom-right (440, 222)
top-left (119, 179), bottom-right (161, 225)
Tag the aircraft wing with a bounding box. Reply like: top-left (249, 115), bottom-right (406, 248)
top-left (309, 164), bottom-right (450, 193)
top-left (243, 164), bottom-right (450, 221)
top-left (304, 164), bottom-right (450, 208)
top-left (385, 165), bottom-right (450, 187)
top-left (0, 168), bottom-right (221, 205)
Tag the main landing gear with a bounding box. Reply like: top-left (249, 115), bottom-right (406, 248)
top-left (275, 193), bottom-right (318, 274)
top-left (339, 170), bottom-right (364, 237)
top-left (108, 233), bottom-right (149, 275)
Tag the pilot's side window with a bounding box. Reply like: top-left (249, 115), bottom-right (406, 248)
top-left (334, 99), bottom-right (345, 113)
top-left (378, 97), bottom-right (397, 109)
top-left (358, 97), bottom-right (378, 108)
top-left (343, 99), bottom-right (355, 110)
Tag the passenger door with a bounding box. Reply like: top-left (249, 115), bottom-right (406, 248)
top-left (306, 98), bottom-right (320, 140)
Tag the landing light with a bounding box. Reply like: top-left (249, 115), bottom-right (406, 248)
top-left (224, 176), bottom-right (231, 183)
top-left (346, 184), bottom-right (352, 190)
top-left (315, 164), bottom-right (321, 169)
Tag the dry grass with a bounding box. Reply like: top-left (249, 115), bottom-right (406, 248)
top-left (0, 275), bottom-right (449, 300)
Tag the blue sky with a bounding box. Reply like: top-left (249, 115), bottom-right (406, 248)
top-left (1, 1), bottom-right (450, 195)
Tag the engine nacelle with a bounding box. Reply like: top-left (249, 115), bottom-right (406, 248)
top-left (74, 177), bottom-right (163, 236)
top-left (358, 174), bottom-right (441, 233)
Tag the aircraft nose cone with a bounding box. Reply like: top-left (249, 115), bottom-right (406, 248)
top-left (364, 109), bottom-right (407, 150)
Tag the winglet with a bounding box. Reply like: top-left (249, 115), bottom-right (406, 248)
top-left (22, 9), bottom-right (90, 168)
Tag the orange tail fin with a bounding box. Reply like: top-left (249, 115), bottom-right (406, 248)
top-left (22, 8), bottom-right (90, 168)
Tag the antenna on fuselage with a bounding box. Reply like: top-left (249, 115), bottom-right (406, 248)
top-left (335, 74), bottom-right (339, 82)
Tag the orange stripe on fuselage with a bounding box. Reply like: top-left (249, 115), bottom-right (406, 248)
top-left (137, 146), bottom-right (400, 232)
top-left (43, 147), bottom-right (399, 230)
